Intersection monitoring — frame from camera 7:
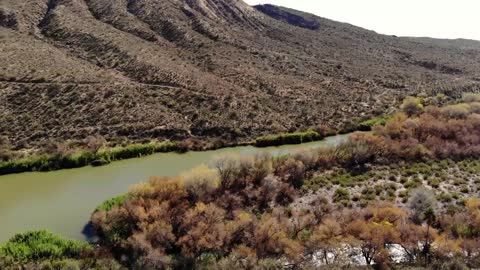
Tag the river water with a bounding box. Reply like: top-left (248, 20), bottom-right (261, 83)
top-left (0, 135), bottom-right (347, 242)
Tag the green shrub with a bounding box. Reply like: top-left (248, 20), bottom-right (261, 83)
top-left (460, 186), bottom-right (469, 194)
top-left (0, 231), bottom-right (91, 262)
top-left (428, 178), bottom-right (440, 188)
top-left (94, 194), bottom-right (129, 212)
top-left (0, 141), bottom-right (177, 175)
top-left (333, 188), bottom-right (350, 203)
top-left (358, 116), bottom-right (388, 131)
top-left (255, 131), bottom-right (322, 147)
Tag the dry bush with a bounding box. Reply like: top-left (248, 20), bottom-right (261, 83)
top-left (471, 102), bottom-right (480, 114)
top-left (177, 202), bottom-right (229, 258)
top-left (401, 96), bottom-right (424, 116)
top-left (293, 149), bottom-right (319, 169)
top-left (274, 157), bottom-right (306, 188)
top-left (251, 153), bottom-right (273, 184)
top-left (335, 132), bottom-right (384, 166)
top-left (213, 155), bottom-right (254, 189)
top-left (0, 136), bottom-right (12, 161)
top-left (408, 187), bottom-right (437, 224)
top-left (441, 103), bottom-right (471, 119)
top-left (84, 135), bottom-right (107, 153)
top-left (129, 182), bottom-right (155, 198)
top-left (180, 165), bottom-right (220, 200)
top-left (462, 93), bottom-right (480, 103)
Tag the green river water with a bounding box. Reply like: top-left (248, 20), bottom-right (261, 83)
top-left (0, 135), bottom-right (347, 242)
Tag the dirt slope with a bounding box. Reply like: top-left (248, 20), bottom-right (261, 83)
top-left (1, 0), bottom-right (480, 149)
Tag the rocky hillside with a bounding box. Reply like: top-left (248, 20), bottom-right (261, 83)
top-left (1, 0), bottom-right (480, 149)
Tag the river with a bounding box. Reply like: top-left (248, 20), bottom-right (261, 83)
top-left (0, 135), bottom-right (347, 242)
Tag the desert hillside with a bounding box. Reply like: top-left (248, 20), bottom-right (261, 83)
top-left (1, 0), bottom-right (480, 149)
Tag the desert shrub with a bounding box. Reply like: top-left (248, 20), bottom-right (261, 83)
top-left (180, 165), bottom-right (220, 200)
top-left (84, 135), bottom-right (106, 153)
top-left (471, 102), bottom-right (480, 114)
top-left (441, 103), bottom-right (471, 119)
top-left (408, 187), bottom-right (437, 224)
top-left (335, 132), bottom-right (383, 167)
top-left (333, 188), bottom-right (350, 203)
top-left (274, 157), bottom-right (306, 188)
top-left (0, 136), bottom-right (12, 161)
top-left (303, 175), bottom-right (331, 191)
top-left (401, 96), bottom-right (423, 116)
top-left (212, 155), bottom-right (254, 189)
top-left (129, 182), bottom-right (155, 197)
top-left (250, 153), bottom-right (273, 184)
top-left (0, 231), bottom-right (91, 262)
top-left (462, 93), bottom-right (480, 103)
top-left (428, 178), bottom-right (441, 188)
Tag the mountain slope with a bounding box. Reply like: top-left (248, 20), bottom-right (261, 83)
top-left (1, 0), bottom-right (480, 149)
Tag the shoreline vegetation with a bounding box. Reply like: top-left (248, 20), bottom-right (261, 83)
top-left (0, 141), bottom-right (177, 175)
top-left (2, 94), bottom-right (480, 269)
top-left (0, 130), bottom-right (342, 176)
top-left (254, 130), bottom-right (324, 147)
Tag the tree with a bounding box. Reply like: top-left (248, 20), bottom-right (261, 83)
top-left (251, 214), bottom-right (304, 263)
top-left (177, 203), bottom-right (230, 258)
top-left (213, 155), bottom-right (243, 189)
top-left (398, 221), bottom-right (437, 264)
top-left (346, 219), bottom-right (400, 265)
top-left (274, 157), bottom-right (306, 188)
top-left (345, 205), bottom-right (405, 266)
top-left (307, 218), bottom-right (344, 265)
top-left (408, 187), bottom-right (437, 224)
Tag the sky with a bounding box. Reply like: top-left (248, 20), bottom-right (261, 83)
top-left (244, 0), bottom-right (480, 41)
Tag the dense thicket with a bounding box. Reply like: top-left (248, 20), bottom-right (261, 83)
top-left (88, 97), bottom-right (480, 269)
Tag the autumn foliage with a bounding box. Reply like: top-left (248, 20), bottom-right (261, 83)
top-left (90, 97), bottom-right (480, 269)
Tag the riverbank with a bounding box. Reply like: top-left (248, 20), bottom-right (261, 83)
top-left (0, 141), bottom-right (178, 175)
top-left (0, 130), bottom-right (335, 176)
top-left (0, 134), bottom-right (349, 243)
